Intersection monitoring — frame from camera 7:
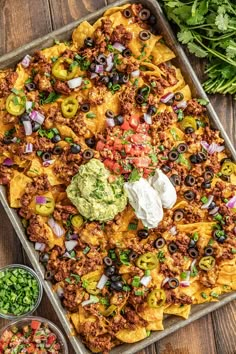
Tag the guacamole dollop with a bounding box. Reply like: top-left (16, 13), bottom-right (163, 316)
top-left (66, 159), bottom-right (127, 222)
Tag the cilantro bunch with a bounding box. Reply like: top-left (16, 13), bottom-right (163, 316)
top-left (160, 0), bottom-right (236, 96)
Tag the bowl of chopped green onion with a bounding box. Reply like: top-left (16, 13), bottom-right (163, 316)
top-left (0, 264), bottom-right (43, 319)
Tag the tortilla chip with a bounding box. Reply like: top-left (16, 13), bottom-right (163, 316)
top-left (14, 65), bottom-right (28, 90)
top-left (164, 304), bottom-right (191, 319)
top-left (163, 68), bottom-right (185, 94)
top-left (176, 84), bottom-right (192, 100)
top-left (40, 43), bottom-right (68, 60)
top-left (115, 327), bottom-right (147, 343)
top-left (72, 21), bottom-right (94, 48)
top-left (151, 42), bottom-right (176, 65)
top-left (104, 4), bottom-right (130, 16)
top-left (139, 303), bottom-right (164, 323)
top-left (9, 171), bottom-right (32, 208)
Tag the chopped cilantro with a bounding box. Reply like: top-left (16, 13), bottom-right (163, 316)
top-left (64, 137), bottom-right (73, 144)
top-left (51, 56), bottom-right (58, 63)
top-left (119, 250), bottom-right (130, 266)
top-left (177, 109), bottom-right (184, 121)
top-left (65, 278), bottom-right (72, 284)
top-left (190, 265), bottom-right (198, 277)
top-left (134, 290), bottom-right (144, 296)
top-left (149, 153), bottom-right (158, 163)
top-left (180, 272), bottom-right (187, 280)
top-left (39, 91), bottom-right (60, 105)
top-left (157, 251), bottom-right (166, 263)
top-left (25, 78), bottom-right (33, 84)
top-left (210, 291), bottom-right (219, 298)
top-left (99, 297), bottom-right (109, 305)
top-left (107, 44), bottom-right (114, 52)
top-left (201, 196), bottom-right (208, 204)
top-left (128, 168), bottom-right (141, 183)
top-left (197, 98), bottom-right (209, 106)
top-left (128, 223), bottom-right (138, 231)
top-left (158, 145), bottom-right (165, 151)
top-left (70, 274), bottom-right (81, 284)
top-left (123, 285), bottom-right (131, 292)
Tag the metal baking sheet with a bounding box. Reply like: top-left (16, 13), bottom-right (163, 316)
top-left (0, 0), bottom-right (236, 353)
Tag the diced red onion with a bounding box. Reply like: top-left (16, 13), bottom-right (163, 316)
top-left (21, 54), bottom-right (32, 68)
top-left (131, 70), bottom-right (140, 78)
top-left (162, 277), bottom-right (170, 286)
top-left (23, 120), bottom-right (32, 136)
top-left (95, 65), bottom-right (104, 74)
top-left (90, 73), bottom-right (98, 79)
top-left (43, 159), bottom-right (55, 167)
top-left (143, 113), bottom-right (152, 125)
top-left (56, 286), bottom-right (64, 299)
top-left (113, 42), bottom-right (126, 52)
top-left (201, 195), bottom-right (214, 209)
top-left (3, 158), bottom-right (14, 166)
top-left (200, 141), bottom-right (225, 154)
top-left (185, 270), bottom-right (191, 282)
top-left (11, 137), bottom-right (18, 143)
top-left (30, 110), bottom-right (45, 125)
top-left (36, 196), bottom-right (47, 205)
top-left (180, 280), bottom-right (190, 287)
top-left (169, 226), bottom-right (177, 235)
top-left (65, 240), bottom-right (78, 252)
top-left (106, 118), bottom-right (115, 127)
top-left (35, 242), bottom-right (46, 252)
top-left (82, 295), bottom-right (99, 307)
top-left (176, 100), bottom-right (187, 109)
top-left (71, 233), bottom-right (79, 240)
top-left (106, 54), bottom-right (114, 72)
top-left (140, 275), bottom-right (152, 287)
top-left (226, 196), bottom-right (236, 208)
top-left (106, 63), bottom-right (114, 72)
top-left (160, 92), bottom-right (175, 104)
top-left (190, 259), bottom-right (197, 272)
top-left (97, 274), bottom-right (109, 290)
top-left (62, 252), bottom-right (72, 259)
top-left (209, 206), bottom-right (219, 215)
top-left (25, 143), bottom-right (33, 153)
top-left (67, 77), bottom-right (82, 89)
top-left (26, 101), bottom-right (33, 112)
top-left (48, 218), bottom-right (64, 238)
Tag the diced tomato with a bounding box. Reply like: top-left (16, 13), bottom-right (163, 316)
top-left (130, 134), bottom-right (149, 144)
top-left (112, 162), bottom-right (122, 174)
top-left (136, 123), bottom-right (149, 134)
top-left (103, 159), bottom-right (115, 170)
top-left (26, 343), bottom-right (36, 353)
top-left (96, 141), bottom-right (105, 151)
top-left (143, 145), bottom-right (152, 154)
top-left (1, 330), bottom-right (13, 343)
top-left (31, 320), bottom-right (41, 331)
top-left (133, 157), bottom-right (151, 168)
top-left (125, 144), bottom-right (132, 154)
top-left (120, 120), bottom-right (131, 130)
top-left (143, 168), bottom-right (153, 178)
top-left (129, 115), bottom-right (140, 130)
top-left (47, 333), bottom-right (56, 346)
top-left (113, 138), bottom-right (122, 151)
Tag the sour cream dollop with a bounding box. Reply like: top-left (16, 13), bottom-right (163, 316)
top-left (149, 169), bottom-right (177, 209)
top-left (124, 178), bottom-right (163, 229)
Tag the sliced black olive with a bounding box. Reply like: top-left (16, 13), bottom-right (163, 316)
top-left (154, 237), bottom-right (166, 249)
top-left (123, 8), bottom-right (132, 18)
top-left (184, 190), bottom-right (196, 201)
top-left (213, 230), bottom-right (227, 244)
top-left (166, 98), bottom-right (174, 106)
top-left (83, 149), bottom-right (94, 160)
top-left (110, 281), bottom-right (123, 291)
top-left (71, 144), bottom-right (81, 154)
top-left (168, 242), bottom-right (178, 253)
top-left (135, 94), bottom-right (145, 104)
top-left (208, 201), bottom-right (216, 210)
top-left (138, 8), bottom-right (151, 20)
top-left (80, 103), bottom-right (90, 112)
top-left (85, 137), bottom-right (96, 149)
top-left (201, 181), bottom-right (211, 189)
top-left (20, 113), bottom-right (30, 122)
top-left (105, 265), bottom-right (116, 277)
top-left (110, 72), bottom-right (119, 84)
top-left (220, 174), bottom-right (230, 182)
top-left (39, 253), bottom-right (49, 263)
top-left (185, 127), bottom-right (195, 134)
top-left (138, 229), bottom-right (149, 239)
top-left (147, 105), bottom-right (157, 116)
top-left (129, 251), bottom-right (138, 261)
top-left (161, 165), bottom-right (171, 173)
top-left (100, 76), bottom-right (110, 85)
top-left (204, 247), bottom-right (214, 256)
top-left (84, 37), bottom-right (94, 47)
top-left (204, 170), bottom-right (214, 181)
top-left (95, 54), bottom-right (107, 65)
top-left (174, 92), bottom-right (184, 101)
top-left (119, 73), bottom-right (129, 84)
top-left (44, 270), bottom-right (54, 280)
top-left (122, 48), bottom-right (132, 58)
top-left (25, 82), bottom-right (36, 91)
top-left (184, 174), bottom-right (196, 187)
top-left (190, 154), bottom-right (198, 164)
top-left (105, 110), bottom-right (115, 119)
top-left (188, 248), bottom-right (199, 258)
top-left (114, 115), bottom-right (124, 126)
top-left (148, 15), bottom-right (156, 25)
top-left (173, 209), bottom-right (184, 222)
top-left (168, 278), bottom-right (179, 289)
top-left (111, 275), bottom-right (121, 282)
top-left (90, 62), bottom-right (96, 72)
top-left (53, 146), bottom-right (63, 155)
top-left (177, 143), bottom-right (188, 154)
top-left (32, 121), bottom-right (41, 132)
top-left (170, 174), bottom-right (181, 186)
top-left (51, 134), bottom-right (61, 143)
top-left (139, 30), bottom-right (151, 41)
top-left (217, 235), bottom-right (227, 244)
top-left (189, 239), bottom-right (196, 248)
top-left (168, 150), bottom-right (179, 161)
top-left (197, 151), bottom-right (207, 162)
top-left (104, 256), bottom-right (113, 266)
top-left (3, 136), bottom-right (14, 144)
top-left (42, 152), bottom-right (51, 161)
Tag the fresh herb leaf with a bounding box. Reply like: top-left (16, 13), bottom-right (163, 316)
top-left (128, 223), bottom-right (138, 230)
top-left (128, 168), bottom-right (141, 182)
top-left (86, 112), bottom-right (96, 118)
top-left (119, 250), bottom-right (130, 266)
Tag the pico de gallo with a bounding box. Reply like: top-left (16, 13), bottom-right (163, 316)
top-left (0, 320), bottom-right (62, 353)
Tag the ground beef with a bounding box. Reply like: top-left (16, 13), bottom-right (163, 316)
top-left (21, 175), bottom-right (50, 206)
top-left (0, 165), bottom-right (13, 185)
top-left (34, 73), bottom-right (52, 92)
top-left (111, 24), bottom-right (132, 46)
top-left (185, 99), bottom-right (206, 116)
top-left (175, 234), bottom-right (190, 254)
top-left (54, 80), bottom-right (71, 95)
top-left (199, 269), bottom-right (218, 288)
top-left (53, 204), bottom-right (78, 221)
top-left (119, 84), bottom-right (136, 115)
top-left (34, 136), bottom-right (54, 151)
top-left (160, 263), bottom-right (177, 278)
top-left (109, 315), bottom-right (127, 333)
top-left (0, 71), bottom-right (18, 97)
top-left (166, 290), bottom-right (193, 304)
top-left (27, 215), bottom-right (48, 243)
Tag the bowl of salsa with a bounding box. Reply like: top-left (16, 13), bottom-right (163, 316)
top-left (0, 316), bottom-right (69, 353)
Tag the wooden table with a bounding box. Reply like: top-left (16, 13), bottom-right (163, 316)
top-left (0, 1), bottom-right (235, 353)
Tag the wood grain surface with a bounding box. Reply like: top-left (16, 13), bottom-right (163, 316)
top-left (0, 1), bottom-right (235, 354)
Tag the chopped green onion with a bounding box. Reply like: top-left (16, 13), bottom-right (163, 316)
top-left (201, 196), bottom-right (208, 204)
top-left (201, 292), bottom-right (208, 299)
top-left (131, 276), bottom-right (141, 287)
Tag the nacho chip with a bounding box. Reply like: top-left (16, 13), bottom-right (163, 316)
top-left (72, 21), bottom-right (94, 48)
top-left (9, 171), bottom-right (32, 208)
top-left (115, 327), bottom-right (147, 343)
